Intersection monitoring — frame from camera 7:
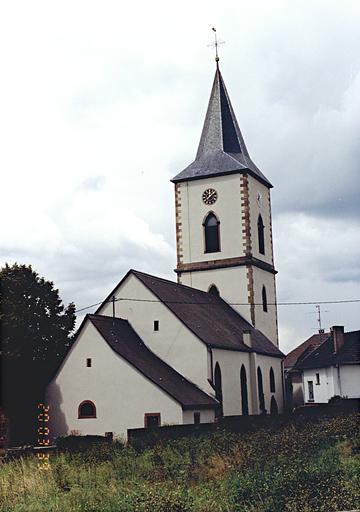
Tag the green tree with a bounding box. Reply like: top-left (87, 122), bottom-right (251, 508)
top-left (0, 263), bottom-right (76, 444)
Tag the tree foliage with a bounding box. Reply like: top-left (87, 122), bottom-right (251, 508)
top-left (0, 263), bottom-right (76, 443)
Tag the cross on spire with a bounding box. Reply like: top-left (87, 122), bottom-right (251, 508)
top-left (210, 28), bottom-right (225, 65)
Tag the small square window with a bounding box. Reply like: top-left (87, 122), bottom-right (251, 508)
top-left (86, 358), bottom-right (92, 367)
top-left (316, 373), bottom-right (320, 385)
top-left (194, 412), bottom-right (200, 425)
top-left (144, 413), bottom-right (161, 428)
top-left (154, 320), bottom-right (159, 332)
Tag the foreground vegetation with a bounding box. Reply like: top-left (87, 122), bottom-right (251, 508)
top-left (0, 414), bottom-right (359, 512)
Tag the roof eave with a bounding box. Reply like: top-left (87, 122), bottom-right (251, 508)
top-left (171, 168), bottom-right (273, 188)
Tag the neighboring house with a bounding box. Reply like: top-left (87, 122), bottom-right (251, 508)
top-left (285, 326), bottom-right (360, 407)
top-left (47, 61), bottom-right (285, 441)
top-left (284, 330), bottom-right (328, 408)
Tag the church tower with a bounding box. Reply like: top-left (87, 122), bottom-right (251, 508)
top-left (171, 64), bottom-right (279, 345)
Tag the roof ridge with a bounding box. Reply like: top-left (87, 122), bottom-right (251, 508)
top-left (132, 269), bottom-right (217, 298)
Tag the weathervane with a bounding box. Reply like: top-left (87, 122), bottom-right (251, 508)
top-left (208, 27), bottom-right (225, 65)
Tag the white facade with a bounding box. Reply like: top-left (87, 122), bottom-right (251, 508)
top-left (212, 349), bottom-right (283, 416)
top-left (46, 320), bottom-right (215, 441)
top-left (176, 173), bottom-right (278, 345)
top-left (97, 273), bottom-right (213, 396)
top-left (303, 365), bottom-right (360, 404)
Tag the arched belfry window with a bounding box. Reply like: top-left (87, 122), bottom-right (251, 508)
top-left (208, 284), bottom-right (220, 297)
top-left (78, 400), bottom-right (96, 419)
top-left (214, 362), bottom-right (223, 418)
top-left (240, 365), bottom-right (249, 416)
top-left (262, 286), bottom-right (268, 312)
top-left (258, 215), bottom-right (265, 255)
top-left (204, 213), bottom-right (220, 253)
top-left (270, 367), bottom-right (276, 393)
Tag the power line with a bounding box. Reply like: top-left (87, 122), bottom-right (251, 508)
top-left (74, 296), bottom-right (360, 314)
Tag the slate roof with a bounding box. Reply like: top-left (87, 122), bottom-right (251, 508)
top-left (131, 270), bottom-right (283, 358)
top-left (284, 332), bottom-right (329, 370)
top-left (87, 314), bottom-right (218, 410)
top-left (172, 66), bottom-right (272, 188)
top-left (296, 330), bottom-right (360, 370)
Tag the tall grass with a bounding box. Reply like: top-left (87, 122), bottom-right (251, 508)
top-left (0, 414), bottom-right (359, 512)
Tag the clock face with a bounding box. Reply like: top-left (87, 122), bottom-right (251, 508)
top-left (202, 188), bottom-right (218, 205)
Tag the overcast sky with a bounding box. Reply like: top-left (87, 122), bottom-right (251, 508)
top-left (1, 0), bottom-right (359, 353)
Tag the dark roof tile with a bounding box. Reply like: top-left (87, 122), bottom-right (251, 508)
top-left (132, 270), bottom-right (283, 358)
top-left (284, 332), bottom-right (328, 369)
top-left (171, 67), bottom-right (272, 188)
top-left (88, 314), bottom-right (218, 410)
top-left (296, 330), bottom-right (360, 370)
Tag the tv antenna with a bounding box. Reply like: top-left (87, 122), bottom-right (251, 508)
top-left (315, 304), bottom-right (329, 332)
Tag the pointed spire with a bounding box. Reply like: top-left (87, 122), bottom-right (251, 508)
top-left (196, 66), bottom-right (250, 159)
top-left (172, 65), bottom-right (272, 188)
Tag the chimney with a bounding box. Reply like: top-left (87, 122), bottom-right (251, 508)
top-left (331, 326), bottom-right (345, 353)
top-left (243, 329), bottom-right (252, 348)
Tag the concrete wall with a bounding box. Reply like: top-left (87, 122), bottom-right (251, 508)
top-left (46, 321), bottom-right (185, 441)
top-left (98, 274), bottom-right (213, 396)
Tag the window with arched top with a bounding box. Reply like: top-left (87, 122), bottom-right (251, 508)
top-left (78, 400), bottom-right (96, 419)
top-left (270, 367), bottom-right (276, 393)
top-left (262, 286), bottom-right (268, 312)
top-left (257, 367), bottom-right (266, 414)
top-left (258, 215), bottom-right (265, 255)
top-left (214, 362), bottom-right (223, 418)
top-left (204, 213), bottom-right (220, 253)
top-left (240, 365), bottom-right (249, 416)
top-left (208, 284), bottom-right (220, 297)
top-left (270, 396), bottom-right (278, 415)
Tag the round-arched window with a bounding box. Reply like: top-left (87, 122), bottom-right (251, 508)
top-left (78, 400), bottom-right (96, 419)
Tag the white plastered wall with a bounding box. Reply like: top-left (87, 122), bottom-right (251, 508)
top-left (303, 367), bottom-right (334, 403)
top-left (182, 409), bottom-right (215, 424)
top-left (247, 177), bottom-right (274, 265)
top-left (179, 174), bottom-right (245, 263)
top-left (176, 173), bottom-right (278, 346)
top-left (46, 321), bottom-right (184, 441)
top-left (212, 349), bottom-right (283, 416)
top-left (255, 354), bottom-right (284, 414)
top-left (303, 365), bottom-right (360, 403)
top-left (340, 365), bottom-right (360, 398)
top-left (180, 266), bottom-right (252, 325)
top-left (98, 273), bottom-right (213, 396)
top-left (252, 266), bottom-right (278, 345)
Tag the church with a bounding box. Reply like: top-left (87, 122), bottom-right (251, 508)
top-left (46, 61), bottom-right (284, 441)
